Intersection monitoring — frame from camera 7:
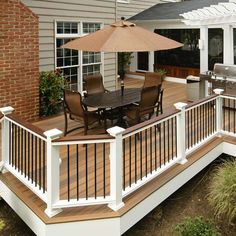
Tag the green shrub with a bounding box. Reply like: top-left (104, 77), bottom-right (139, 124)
top-left (39, 70), bottom-right (65, 116)
top-left (118, 52), bottom-right (133, 79)
top-left (154, 68), bottom-right (167, 80)
top-left (174, 217), bottom-right (220, 236)
top-left (208, 159), bottom-right (236, 224)
top-left (0, 219), bottom-right (5, 231)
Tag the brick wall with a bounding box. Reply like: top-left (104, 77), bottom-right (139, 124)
top-left (0, 0), bottom-right (39, 121)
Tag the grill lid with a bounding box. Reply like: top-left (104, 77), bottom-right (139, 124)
top-left (213, 63), bottom-right (236, 78)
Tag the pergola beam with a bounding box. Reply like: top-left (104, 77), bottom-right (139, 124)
top-left (180, 2), bottom-right (236, 26)
top-left (181, 0), bottom-right (236, 73)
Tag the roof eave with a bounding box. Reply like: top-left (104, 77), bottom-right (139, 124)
top-left (130, 19), bottom-right (183, 23)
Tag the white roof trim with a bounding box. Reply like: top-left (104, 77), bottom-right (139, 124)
top-left (180, 0), bottom-right (236, 26)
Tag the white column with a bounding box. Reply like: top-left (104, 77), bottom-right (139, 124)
top-left (44, 128), bottom-right (63, 218)
top-left (214, 89), bottom-right (224, 136)
top-left (107, 126), bottom-right (125, 211)
top-left (129, 52), bottom-right (137, 72)
top-left (174, 102), bottom-right (188, 165)
top-left (200, 26), bottom-right (208, 73)
top-left (148, 51), bottom-right (154, 72)
top-left (0, 106), bottom-right (14, 172)
top-left (223, 25), bottom-right (234, 64)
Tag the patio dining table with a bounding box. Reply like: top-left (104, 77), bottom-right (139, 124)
top-left (82, 88), bottom-right (141, 127)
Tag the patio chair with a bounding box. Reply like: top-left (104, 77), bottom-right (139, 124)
top-left (63, 89), bottom-right (101, 136)
top-left (143, 72), bottom-right (162, 88)
top-left (157, 88), bottom-right (164, 115)
top-left (83, 73), bottom-right (108, 96)
top-left (144, 72), bottom-right (164, 115)
top-left (136, 72), bottom-right (164, 116)
top-left (124, 85), bottom-right (161, 125)
top-left (83, 73), bottom-right (120, 126)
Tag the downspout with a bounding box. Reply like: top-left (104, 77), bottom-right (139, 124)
top-left (115, 0), bottom-right (117, 21)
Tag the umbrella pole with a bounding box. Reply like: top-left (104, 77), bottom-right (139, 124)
top-left (118, 52), bottom-right (125, 96)
top-left (121, 77), bottom-right (124, 96)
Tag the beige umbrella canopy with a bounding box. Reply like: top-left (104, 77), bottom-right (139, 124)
top-left (61, 20), bottom-right (183, 52)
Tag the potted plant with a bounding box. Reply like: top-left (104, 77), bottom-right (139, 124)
top-left (154, 68), bottom-right (167, 81)
top-left (39, 69), bottom-right (65, 116)
top-left (118, 52), bottom-right (133, 80)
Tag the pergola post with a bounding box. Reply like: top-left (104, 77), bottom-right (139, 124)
top-left (148, 26), bottom-right (156, 72)
top-left (148, 51), bottom-right (154, 72)
top-left (181, 1), bottom-right (236, 70)
top-left (223, 24), bottom-right (234, 65)
top-left (200, 26), bottom-right (208, 73)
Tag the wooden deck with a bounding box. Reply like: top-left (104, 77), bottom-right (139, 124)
top-left (1, 78), bottom-right (235, 230)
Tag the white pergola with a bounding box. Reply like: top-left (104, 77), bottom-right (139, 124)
top-left (181, 0), bottom-right (236, 72)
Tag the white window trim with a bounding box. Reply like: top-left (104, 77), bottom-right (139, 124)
top-left (54, 20), bottom-right (104, 93)
top-left (117, 0), bottom-right (130, 4)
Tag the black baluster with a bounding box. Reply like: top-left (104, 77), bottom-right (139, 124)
top-left (123, 139), bottom-right (125, 190)
top-left (85, 144), bottom-right (88, 200)
top-left (150, 127), bottom-right (152, 173)
top-left (94, 143), bottom-right (97, 199)
top-left (159, 123), bottom-right (162, 168)
top-left (76, 144), bottom-right (79, 200)
top-left (163, 121), bottom-right (166, 165)
top-left (31, 134), bottom-right (34, 183)
top-left (39, 139), bottom-right (41, 189)
top-left (43, 141), bottom-right (46, 193)
top-left (35, 138), bottom-right (38, 187)
top-left (67, 145), bottom-right (70, 201)
top-left (134, 134), bottom-right (137, 183)
top-left (167, 120), bottom-right (170, 162)
top-left (140, 131), bottom-right (143, 180)
top-left (129, 136), bottom-right (132, 187)
top-left (145, 129), bottom-right (147, 177)
top-left (103, 143), bottom-right (106, 198)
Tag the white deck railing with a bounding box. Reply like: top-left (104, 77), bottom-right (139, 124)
top-left (0, 91), bottom-right (236, 217)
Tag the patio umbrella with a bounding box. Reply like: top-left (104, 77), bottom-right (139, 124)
top-left (61, 19), bottom-right (183, 52)
top-left (61, 19), bottom-right (183, 95)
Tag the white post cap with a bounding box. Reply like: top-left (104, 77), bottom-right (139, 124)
top-left (107, 126), bottom-right (125, 137)
top-left (174, 102), bottom-right (188, 110)
top-left (213, 88), bottom-right (224, 95)
top-left (44, 128), bottom-right (63, 139)
top-left (0, 106), bottom-right (14, 115)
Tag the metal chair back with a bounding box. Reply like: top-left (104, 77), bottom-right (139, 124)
top-left (84, 73), bottom-right (106, 96)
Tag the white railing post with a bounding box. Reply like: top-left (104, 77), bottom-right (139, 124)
top-left (44, 128), bottom-right (63, 218)
top-left (174, 102), bottom-right (188, 165)
top-left (214, 89), bottom-right (224, 136)
top-left (0, 106), bottom-right (14, 172)
top-left (107, 126), bottom-right (125, 211)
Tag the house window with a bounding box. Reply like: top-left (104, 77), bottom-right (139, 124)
top-left (208, 28), bottom-right (223, 70)
top-left (55, 21), bottom-right (102, 92)
top-left (154, 29), bottom-right (200, 69)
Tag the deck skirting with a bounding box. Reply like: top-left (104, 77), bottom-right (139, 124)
top-left (1, 140), bottom-right (235, 236)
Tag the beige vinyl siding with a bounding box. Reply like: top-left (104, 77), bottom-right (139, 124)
top-left (21, 0), bottom-right (116, 89)
top-left (117, 0), bottom-right (161, 20)
top-left (21, 0), bottom-right (161, 89)
top-left (104, 53), bottom-right (117, 90)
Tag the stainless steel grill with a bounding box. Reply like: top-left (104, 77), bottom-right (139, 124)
top-left (212, 64), bottom-right (236, 94)
top-left (188, 63), bottom-right (236, 102)
top-left (213, 63), bottom-right (236, 79)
